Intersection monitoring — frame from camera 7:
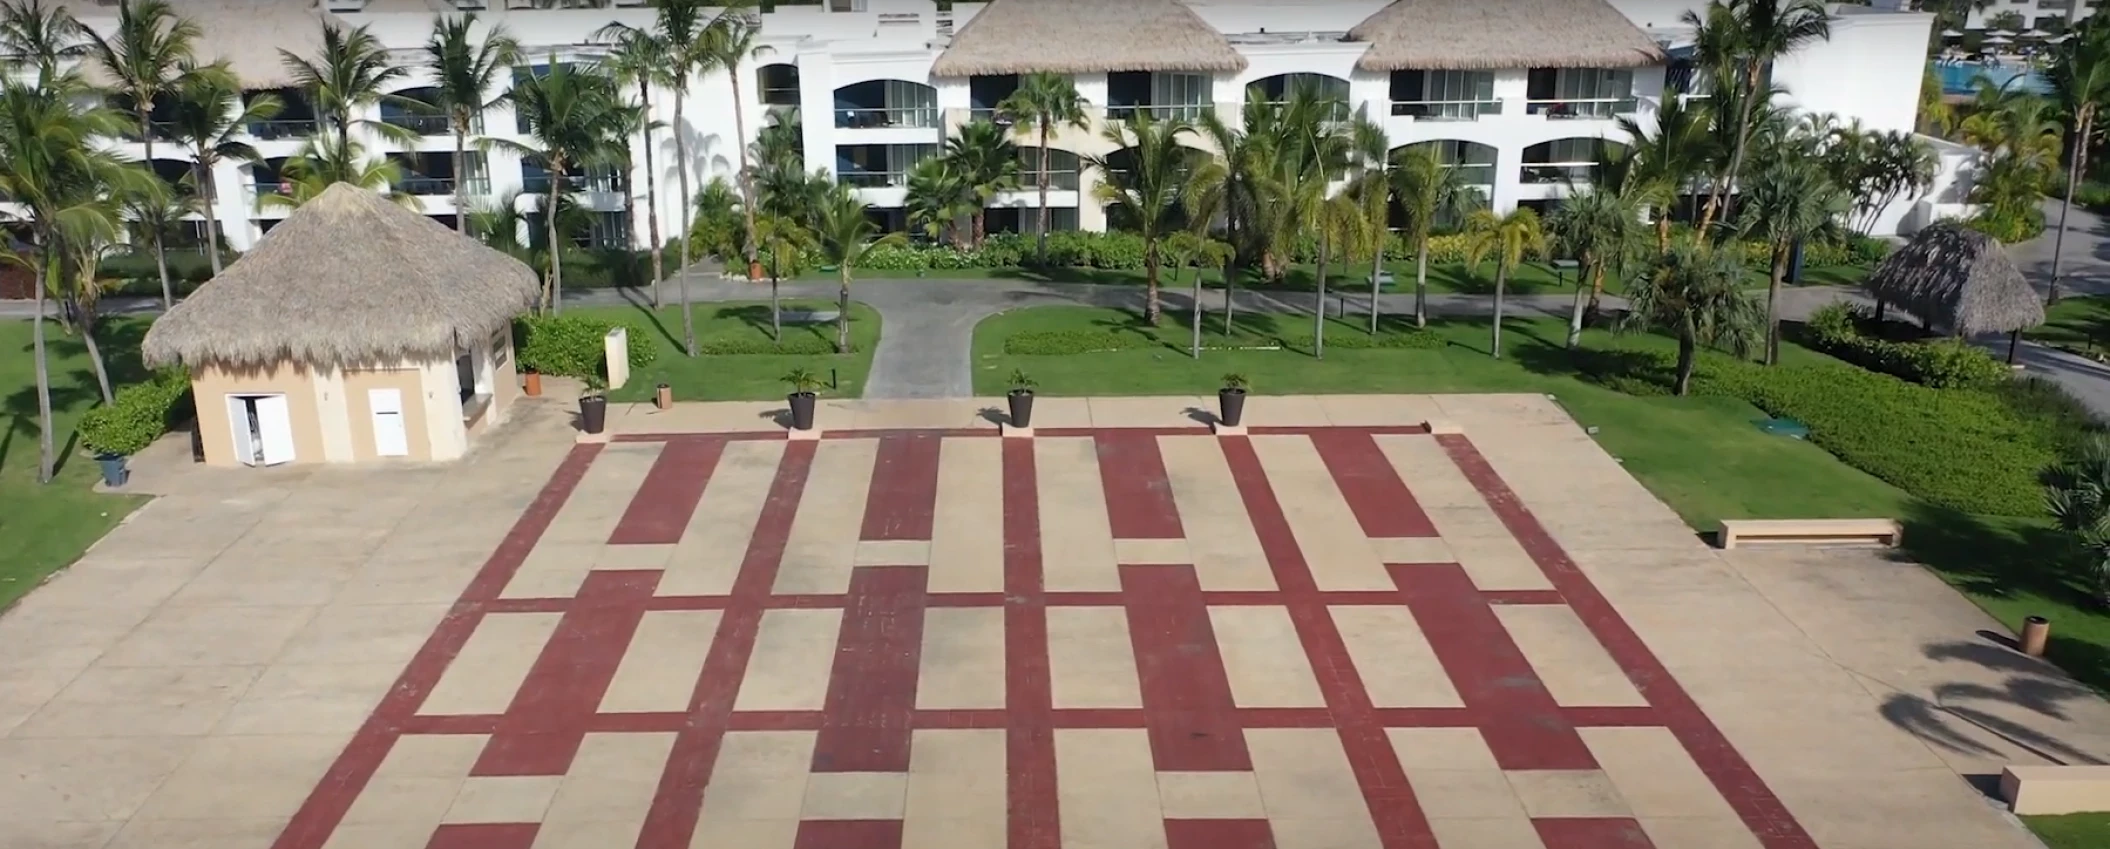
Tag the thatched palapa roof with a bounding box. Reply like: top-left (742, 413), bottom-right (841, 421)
top-left (143, 184), bottom-right (539, 369)
top-left (931, 0), bottom-right (1247, 77)
top-left (1861, 223), bottom-right (2045, 336)
top-left (79, 1), bottom-right (339, 91)
top-left (1348, 0), bottom-right (1665, 71)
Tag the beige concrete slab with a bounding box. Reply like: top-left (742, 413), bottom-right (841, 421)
top-left (0, 666), bottom-right (77, 738)
top-left (1019, 396), bottom-right (1094, 430)
top-left (1367, 536), bottom-right (1455, 564)
top-left (801, 771), bottom-right (908, 819)
top-left (1425, 817), bottom-right (1546, 849)
top-left (1503, 769), bottom-right (1631, 818)
top-left (772, 438), bottom-right (877, 594)
top-left (100, 817), bottom-right (287, 849)
top-left (1056, 728), bottom-right (1165, 849)
top-left (1493, 605), bottom-right (1648, 707)
top-left (443, 775), bottom-right (562, 824)
top-left (418, 612), bottom-right (562, 716)
top-left (1159, 435), bottom-right (1274, 590)
top-left (1250, 434), bottom-right (1392, 590)
top-left (1236, 394), bottom-right (1333, 427)
top-left (1317, 394), bottom-right (1443, 427)
top-left (1035, 437), bottom-right (1119, 591)
top-left (1209, 606), bottom-right (1325, 708)
top-left (1580, 726), bottom-right (1741, 819)
top-left (539, 442), bottom-right (663, 544)
top-left (275, 602), bottom-right (448, 669)
top-left (906, 728), bottom-right (1006, 830)
top-left (600, 610), bottom-right (721, 713)
top-left (213, 662), bottom-right (403, 737)
top-left (1372, 433), bottom-right (1486, 511)
top-left (1156, 771), bottom-right (1268, 818)
top-left (1087, 396), bottom-right (1213, 429)
top-left (0, 737), bottom-right (199, 823)
top-left (733, 609), bottom-right (841, 711)
top-left (1046, 606), bottom-right (1144, 709)
top-left (12, 664), bottom-right (259, 739)
top-left (663, 439), bottom-right (783, 596)
top-left (1245, 729), bottom-right (1380, 846)
top-left (917, 608), bottom-right (1006, 710)
top-left (1331, 606), bottom-right (1463, 708)
top-left (131, 734), bottom-right (348, 821)
top-left (853, 539), bottom-right (931, 566)
top-left (1112, 537), bottom-right (1191, 565)
top-left (699, 731), bottom-right (815, 825)
top-left (1449, 537), bottom-right (1555, 591)
top-left (686, 816), bottom-right (799, 849)
top-left (610, 401), bottom-right (785, 435)
top-left (97, 604), bottom-right (318, 669)
top-left (929, 436), bottom-right (1006, 593)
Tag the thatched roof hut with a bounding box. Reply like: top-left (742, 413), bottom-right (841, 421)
top-left (1861, 223), bottom-right (2046, 336)
top-left (143, 183), bottom-right (539, 370)
top-left (1348, 0), bottom-right (1665, 71)
top-left (79, 0), bottom-right (339, 91)
top-left (931, 0), bottom-right (1247, 77)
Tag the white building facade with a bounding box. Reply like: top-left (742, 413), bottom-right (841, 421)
top-left (69, 0), bottom-right (1970, 254)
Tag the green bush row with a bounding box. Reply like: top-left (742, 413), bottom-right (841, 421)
top-left (1002, 324), bottom-right (1444, 355)
top-left (1004, 329), bottom-right (1149, 355)
top-left (1801, 303), bottom-right (2012, 388)
top-left (690, 335), bottom-right (852, 355)
top-left (515, 314), bottom-right (659, 379)
top-left (77, 370), bottom-right (193, 457)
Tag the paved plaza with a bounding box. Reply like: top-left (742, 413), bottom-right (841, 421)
top-left (4, 395), bottom-right (2110, 849)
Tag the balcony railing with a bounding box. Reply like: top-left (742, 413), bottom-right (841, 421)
top-left (399, 176), bottom-right (492, 196)
top-left (116, 122), bottom-right (182, 142)
top-left (1104, 103), bottom-right (1211, 121)
top-left (1253, 100), bottom-right (1351, 122)
top-left (523, 173), bottom-right (622, 194)
top-left (247, 119), bottom-right (320, 140)
top-left (1390, 99), bottom-right (1503, 121)
top-left (1525, 97), bottom-right (1638, 120)
top-left (382, 114), bottom-right (455, 135)
top-left (835, 106), bottom-right (940, 129)
top-left (1520, 163), bottom-right (1595, 184)
top-left (1018, 170), bottom-right (1080, 191)
top-left (839, 170), bottom-right (909, 189)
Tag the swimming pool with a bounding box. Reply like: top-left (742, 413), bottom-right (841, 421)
top-left (1935, 62), bottom-right (2053, 95)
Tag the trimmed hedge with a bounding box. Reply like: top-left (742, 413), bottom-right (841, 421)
top-left (1004, 330), bottom-right (1151, 355)
top-left (690, 335), bottom-right (852, 355)
top-left (1001, 324), bottom-right (1445, 355)
top-left (1801, 303), bottom-right (2011, 389)
top-left (77, 371), bottom-right (193, 457)
top-left (516, 314), bottom-right (658, 379)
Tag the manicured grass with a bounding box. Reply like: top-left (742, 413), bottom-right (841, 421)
top-left (571, 300), bottom-right (882, 402)
top-left (805, 261), bottom-right (1869, 297)
top-left (2025, 813), bottom-right (2110, 849)
top-left (0, 317), bottom-right (151, 610)
top-left (2029, 294), bottom-right (2110, 355)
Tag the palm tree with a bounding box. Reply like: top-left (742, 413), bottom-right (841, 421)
top-left (118, 184), bottom-right (192, 310)
top-left (699, 10), bottom-right (764, 280)
top-left (1088, 113), bottom-right (1195, 325)
top-left (814, 187), bottom-right (908, 353)
top-left (2044, 435), bottom-right (2110, 607)
top-left (164, 63), bottom-right (279, 279)
top-left (257, 134), bottom-right (411, 210)
top-left (1619, 90), bottom-right (1714, 252)
top-left (88, 0), bottom-right (199, 305)
top-left (279, 21), bottom-right (416, 151)
top-left (1621, 239), bottom-right (1765, 396)
top-left (425, 13), bottom-right (519, 235)
top-left (1550, 183), bottom-right (1648, 350)
top-left (596, 27), bottom-right (668, 306)
top-left (904, 155), bottom-right (973, 246)
top-left (1687, 0), bottom-right (1831, 229)
top-left (1312, 192), bottom-right (1367, 359)
top-left (1391, 146), bottom-right (1478, 327)
top-left (997, 71), bottom-right (1091, 263)
top-left (493, 59), bottom-right (637, 317)
top-left (0, 0), bottom-right (86, 80)
top-left (1461, 207), bottom-right (1547, 359)
top-left (1738, 159), bottom-right (1846, 364)
top-left (1345, 109), bottom-right (1393, 335)
top-left (2044, 19), bottom-right (2110, 303)
top-left (944, 119), bottom-right (1020, 245)
top-left (1188, 109), bottom-right (1267, 331)
top-left (755, 212), bottom-right (813, 342)
top-left (602, 0), bottom-right (713, 305)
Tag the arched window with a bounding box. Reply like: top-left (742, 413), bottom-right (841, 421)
top-left (833, 80), bottom-right (938, 129)
top-left (1521, 138), bottom-right (1626, 184)
top-left (757, 63), bottom-right (800, 107)
top-left (1016, 147), bottom-right (1081, 191)
top-left (1246, 73), bottom-right (1350, 120)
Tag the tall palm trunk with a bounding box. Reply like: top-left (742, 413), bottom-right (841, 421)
top-left (32, 247), bottom-right (56, 483)
top-left (1369, 231), bottom-right (1384, 335)
top-left (1702, 66), bottom-right (1764, 235)
top-left (1036, 124), bottom-right (1051, 263)
top-left (545, 175), bottom-right (564, 314)
top-left (1763, 244), bottom-right (1791, 364)
top-left (2051, 108), bottom-right (2092, 304)
top-left (1144, 238), bottom-right (1162, 325)
top-left (1490, 263), bottom-right (1508, 359)
top-left (453, 120), bottom-right (470, 234)
top-left (1673, 332), bottom-right (1698, 396)
top-left (141, 118), bottom-right (175, 308)
top-left (1656, 213), bottom-right (1672, 255)
top-left (79, 299), bottom-right (113, 405)
top-left (674, 76), bottom-right (698, 355)
top-left (638, 84), bottom-right (665, 308)
top-left (199, 163), bottom-right (226, 276)
top-left (1566, 255), bottom-right (1592, 350)
top-left (770, 269), bottom-right (782, 343)
top-left (836, 270), bottom-right (852, 354)
top-left (1313, 233), bottom-right (1329, 360)
top-left (1223, 256), bottom-right (1238, 335)
top-left (1413, 237), bottom-right (1430, 328)
top-left (731, 73), bottom-right (760, 281)
top-left (1191, 266), bottom-right (1203, 359)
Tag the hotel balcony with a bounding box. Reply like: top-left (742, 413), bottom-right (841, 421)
top-left (834, 80), bottom-right (941, 144)
top-left (1524, 97), bottom-right (1640, 120)
top-left (1389, 98), bottom-right (1505, 121)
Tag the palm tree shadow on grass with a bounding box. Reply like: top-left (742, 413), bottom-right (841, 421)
top-left (0, 318), bottom-right (151, 478)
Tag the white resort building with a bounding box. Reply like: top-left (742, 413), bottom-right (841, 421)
top-left (66, 0), bottom-right (1974, 254)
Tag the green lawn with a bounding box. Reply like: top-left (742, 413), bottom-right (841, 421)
top-left (2025, 813), bottom-right (2110, 849)
top-left (571, 300), bottom-right (882, 402)
top-left (806, 261), bottom-right (1868, 297)
top-left (2029, 294), bottom-right (2110, 357)
top-left (0, 317), bottom-right (151, 610)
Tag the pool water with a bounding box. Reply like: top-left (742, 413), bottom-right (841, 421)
top-left (1936, 62), bottom-right (2053, 95)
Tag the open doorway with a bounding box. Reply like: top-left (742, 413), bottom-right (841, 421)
top-left (225, 393), bottom-right (294, 466)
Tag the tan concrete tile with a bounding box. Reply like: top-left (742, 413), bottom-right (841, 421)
top-left (1317, 394), bottom-right (1443, 427)
top-left (538, 443), bottom-right (663, 544)
top-left (1425, 816), bottom-right (1546, 849)
top-left (0, 666), bottom-right (77, 737)
top-left (544, 773), bottom-right (661, 825)
top-left (133, 734), bottom-right (347, 821)
top-left (1162, 436), bottom-right (1274, 590)
top-left (1366, 537), bottom-right (1455, 565)
top-left (1046, 606), bottom-right (1143, 709)
top-left (164, 557), bottom-right (359, 607)
top-left (1775, 769), bottom-right (2041, 849)
top-left (901, 814), bottom-right (1007, 849)
top-left (442, 775), bottom-right (562, 824)
top-left (698, 776), bottom-right (809, 821)
top-left (13, 664), bottom-right (260, 738)
top-left (1245, 728), bottom-right (1367, 821)
top-left (906, 729), bottom-right (1005, 823)
top-left (1331, 606), bottom-right (1463, 708)
top-left (842, 399), bottom-right (990, 430)
top-left (1250, 434), bottom-right (1391, 590)
top-left (102, 817), bottom-right (286, 849)
top-left (600, 611), bottom-right (720, 713)
top-left (1267, 815), bottom-right (1384, 849)
top-left (532, 820), bottom-right (644, 849)
top-left (1210, 606), bottom-right (1325, 708)
top-left (1087, 396), bottom-right (1213, 429)
top-left (319, 821), bottom-right (435, 849)
top-left (17, 557), bottom-right (202, 610)
top-left (0, 737), bottom-right (198, 822)
top-left (929, 437), bottom-right (1005, 593)
top-left (772, 439), bottom-right (876, 594)
top-left (1636, 817), bottom-right (1765, 849)
top-left (595, 544), bottom-right (675, 570)
top-left (337, 733), bottom-right (488, 827)
top-left (499, 568), bottom-right (590, 600)
top-left (1113, 538), bottom-right (1192, 565)
top-left (1372, 433), bottom-right (1487, 511)
top-left (1017, 397), bottom-right (1093, 430)
top-left (801, 771), bottom-right (908, 819)
top-left (1503, 769), bottom-right (1631, 818)
top-left (1156, 770), bottom-right (1267, 818)
top-left (337, 560), bottom-right (479, 606)
top-left (854, 539), bottom-right (931, 566)
top-left (732, 609), bottom-right (841, 711)
top-left (1387, 728), bottom-right (1499, 771)
top-left (1404, 769), bottom-right (1525, 819)
top-left (96, 604), bottom-right (318, 668)
top-left (662, 440), bottom-right (783, 595)
top-left (686, 816), bottom-right (799, 849)
top-left (1035, 437), bottom-right (1120, 592)
top-left (0, 601), bottom-right (154, 673)
top-left (917, 608), bottom-right (1006, 709)
top-left (1493, 606), bottom-right (1647, 707)
top-left (276, 602), bottom-right (448, 667)
top-left (1056, 729), bottom-right (1165, 849)
top-left (1580, 727), bottom-right (1740, 819)
top-left (418, 612), bottom-right (562, 715)
top-left (1450, 538), bottom-right (1555, 591)
top-left (3, 820), bottom-right (124, 849)
top-left (712, 731), bottom-right (817, 775)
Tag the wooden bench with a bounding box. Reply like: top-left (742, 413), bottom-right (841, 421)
top-left (1715, 518), bottom-right (1902, 550)
top-left (2002, 765), bottom-right (2110, 815)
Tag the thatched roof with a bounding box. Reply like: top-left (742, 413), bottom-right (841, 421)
top-left (1349, 0), bottom-right (1665, 71)
top-left (143, 184), bottom-right (539, 369)
top-left (1861, 223), bottom-right (2045, 336)
top-left (79, 1), bottom-right (339, 91)
top-left (931, 0), bottom-right (1247, 77)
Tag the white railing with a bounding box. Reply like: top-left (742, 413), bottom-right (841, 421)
top-left (835, 105), bottom-right (940, 129)
top-left (1390, 99), bottom-right (1503, 121)
top-left (1525, 98), bottom-right (1638, 120)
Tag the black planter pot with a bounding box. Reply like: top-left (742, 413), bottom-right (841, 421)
top-left (1008, 389), bottom-right (1035, 428)
top-left (95, 453), bottom-right (129, 488)
top-left (579, 395), bottom-right (608, 434)
top-left (1218, 388), bottom-right (1247, 427)
top-left (788, 391), bottom-right (817, 431)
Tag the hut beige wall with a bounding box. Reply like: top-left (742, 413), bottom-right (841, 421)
top-left (471, 332), bottom-right (522, 440)
top-left (191, 361), bottom-right (329, 467)
top-left (344, 367), bottom-right (435, 463)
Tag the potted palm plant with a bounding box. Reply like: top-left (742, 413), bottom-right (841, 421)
top-left (784, 367), bottom-right (823, 431)
top-left (578, 375), bottom-right (608, 434)
top-left (1008, 368), bottom-right (1037, 428)
top-left (1219, 372), bottom-right (1249, 428)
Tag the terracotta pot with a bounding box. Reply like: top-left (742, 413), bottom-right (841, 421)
top-left (524, 372), bottom-right (543, 397)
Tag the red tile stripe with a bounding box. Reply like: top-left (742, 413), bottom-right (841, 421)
top-left (1531, 818), bottom-right (1658, 849)
top-left (1120, 564), bottom-right (1253, 771)
top-left (861, 433), bottom-right (943, 540)
top-left (1308, 430), bottom-right (1437, 538)
top-left (479, 588), bottom-right (1564, 613)
top-left (792, 819), bottom-right (904, 849)
top-left (1164, 819), bottom-right (1278, 849)
top-left (635, 440), bottom-right (818, 849)
top-left (609, 439), bottom-right (724, 545)
top-left (472, 570), bottom-right (662, 776)
top-left (423, 823), bottom-right (540, 849)
top-left (1003, 437), bottom-right (1061, 849)
top-left (266, 443), bottom-right (603, 849)
top-left (1437, 434), bottom-right (1817, 849)
top-left (611, 425), bottom-right (1433, 443)
top-left (1095, 432), bottom-right (1184, 539)
top-left (1216, 436), bottom-right (1441, 849)
top-left (812, 565), bottom-right (928, 772)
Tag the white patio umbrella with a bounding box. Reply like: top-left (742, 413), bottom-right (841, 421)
top-left (1942, 28), bottom-right (1964, 37)
top-left (1983, 34), bottom-right (2013, 45)
top-left (2048, 33), bottom-right (2073, 42)
top-left (2024, 28), bottom-right (2051, 39)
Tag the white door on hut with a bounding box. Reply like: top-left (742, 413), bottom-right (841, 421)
top-left (369, 389), bottom-right (411, 457)
top-left (225, 393), bottom-right (295, 466)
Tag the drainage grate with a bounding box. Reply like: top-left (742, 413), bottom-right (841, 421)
top-left (1756, 417), bottom-right (1809, 439)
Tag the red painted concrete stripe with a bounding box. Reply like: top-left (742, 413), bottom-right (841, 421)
top-left (492, 588), bottom-right (1552, 616)
top-left (1531, 818), bottom-right (1658, 849)
top-left (1003, 437), bottom-right (1061, 849)
top-left (1437, 435), bottom-right (1818, 849)
top-left (1390, 563), bottom-right (1596, 770)
top-left (266, 444), bottom-right (602, 849)
top-left (635, 440), bottom-right (817, 849)
top-left (792, 819), bottom-right (905, 849)
top-left (1095, 432), bottom-right (1184, 539)
top-left (608, 439), bottom-right (725, 545)
top-left (1164, 819), bottom-right (1278, 849)
top-left (1216, 436), bottom-right (1440, 849)
top-left (471, 570), bottom-right (660, 776)
top-left (423, 823), bottom-right (540, 849)
top-left (860, 433), bottom-right (943, 540)
top-left (1120, 564), bottom-right (1252, 771)
top-left (811, 565), bottom-right (929, 772)
top-left (1309, 430), bottom-right (1438, 538)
